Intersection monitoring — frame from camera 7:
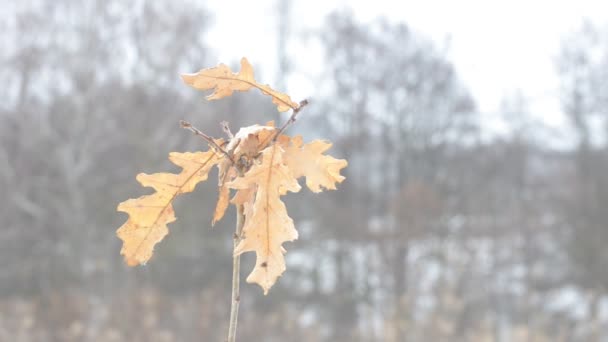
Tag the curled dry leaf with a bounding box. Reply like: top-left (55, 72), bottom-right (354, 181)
top-left (212, 124), bottom-right (277, 226)
top-left (181, 57), bottom-right (299, 112)
top-left (213, 185), bottom-right (231, 225)
top-left (213, 158), bottom-right (236, 225)
top-left (227, 144), bottom-right (301, 294)
top-left (117, 150), bottom-right (220, 266)
top-left (227, 124), bottom-right (277, 160)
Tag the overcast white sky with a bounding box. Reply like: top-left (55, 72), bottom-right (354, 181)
top-left (206, 0), bottom-right (608, 140)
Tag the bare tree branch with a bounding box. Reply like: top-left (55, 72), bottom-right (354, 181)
top-left (179, 120), bottom-right (234, 164)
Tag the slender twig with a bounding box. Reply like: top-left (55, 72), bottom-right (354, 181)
top-left (221, 121), bottom-right (234, 139)
top-left (227, 202), bottom-right (245, 342)
top-left (179, 120), bottom-right (235, 164)
top-left (272, 99), bottom-right (309, 142)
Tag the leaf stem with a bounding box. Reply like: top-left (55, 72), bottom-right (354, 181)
top-left (272, 99), bottom-right (309, 141)
top-left (179, 120), bottom-right (235, 164)
top-left (220, 121), bottom-right (234, 139)
top-left (227, 203), bottom-right (245, 342)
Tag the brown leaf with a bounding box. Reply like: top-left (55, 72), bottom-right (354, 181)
top-left (181, 57), bottom-right (299, 112)
top-left (213, 124), bottom-right (277, 226)
top-left (226, 124), bottom-right (277, 160)
top-left (257, 120), bottom-right (277, 147)
top-left (117, 150), bottom-right (220, 266)
top-left (227, 144), bottom-right (301, 294)
top-left (282, 136), bottom-right (348, 193)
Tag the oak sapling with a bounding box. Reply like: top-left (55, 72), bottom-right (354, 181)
top-left (115, 57), bottom-right (347, 341)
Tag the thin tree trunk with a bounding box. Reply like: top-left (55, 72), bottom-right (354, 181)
top-left (227, 204), bottom-right (245, 342)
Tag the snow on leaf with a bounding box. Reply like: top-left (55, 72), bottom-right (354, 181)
top-left (226, 144), bottom-right (301, 294)
top-left (281, 135), bottom-right (348, 193)
top-left (181, 57), bottom-right (299, 112)
top-left (227, 124), bottom-right (277, 160)
top-left (116, 150), bottom-right (220, 266)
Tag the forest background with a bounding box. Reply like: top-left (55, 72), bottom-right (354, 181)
top-left (2, 1), bottom-right (608, 341)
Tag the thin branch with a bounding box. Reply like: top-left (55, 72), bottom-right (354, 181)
top-left (272, 99), bottom-right (309, 141)
top-left (227, 202), bottom-right (245, 342)
top-left (221, 121), bottom-right (234, 139)
top-left (180, 120), bottom-right (235, 164)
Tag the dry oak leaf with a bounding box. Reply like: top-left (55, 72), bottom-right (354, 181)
top-left (281, 135), bottom-right (348, 193)
top-left (117, 150), bottom-right (220, 266)
top-left (181, 57), bottom-right (299, 112)
top-left (227, 144), bottom-right (301, 294)
top-left (212, 158), bottom-right (235, 226)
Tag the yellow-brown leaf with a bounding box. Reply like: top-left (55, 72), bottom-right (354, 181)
top-left (282, 136), bottom-right (348, 193)
top-left (231, 187), bottom-right (256, 206)
top-left (227, 144), bottom-right (301, 294)
top-left (212, 185), bottom-right (231, 226)
top-left (212, 159), bottom-right (236, 225)
top-left (181, 57), bottom-right (299, 112)
top-left (117, 151), bottom-right (220, 266)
